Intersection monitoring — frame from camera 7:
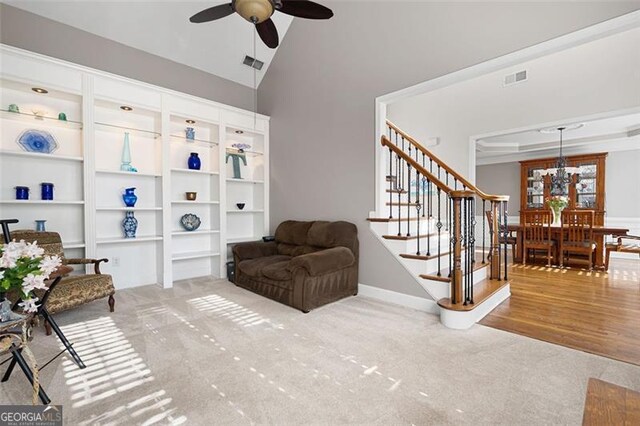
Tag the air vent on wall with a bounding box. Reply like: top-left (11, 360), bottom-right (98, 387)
top-left (243, 55), bottom-right (264, 70)
top-left (503, 70), bottom-right (527, 87)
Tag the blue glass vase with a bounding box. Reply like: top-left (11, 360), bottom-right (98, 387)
top-left (122, 211), bottom-right (138, 238)
top-left (122, 187), bottom-right (138, 207)
top-left (188, 152), bottom-right (201, 170)
top-left (41, 182), bottom-right (54, 200)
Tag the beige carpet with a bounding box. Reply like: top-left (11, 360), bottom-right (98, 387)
top-left (1, 278), bottom-right (639, 425)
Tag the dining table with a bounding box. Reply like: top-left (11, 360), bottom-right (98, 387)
top-left (506, 223), bottom-right (629, 269)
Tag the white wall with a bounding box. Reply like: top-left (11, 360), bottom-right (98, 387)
top-left (387, 27), bottom-right (640, 182)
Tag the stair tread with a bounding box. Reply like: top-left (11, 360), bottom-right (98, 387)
top-left (419, 261), bottom-right (489, 283)
top-left (386, 202), bottom-right (423, 206)
top-left (386, 189), bottom-right (408, 194)
top-left (437, 278), bottom-right (509, 312)
top-left (399, 247), bottom-right (464, 260)
top-left (382, 232), bottom-right (443, 241)
top-left (367, 216), bottom-right (432, 223)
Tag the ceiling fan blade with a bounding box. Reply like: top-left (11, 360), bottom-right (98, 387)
top-left (256, 19), bottom-right (279, 49)
top-left (278, 0), bottom-right (333, 19)
top-left (190, 3), bottom-right (234, 23)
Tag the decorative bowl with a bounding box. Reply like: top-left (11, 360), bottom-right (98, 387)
top-left (236, 203), bottom-right (245, 210)
top-left (186, 191), bottom-right (197, 201)
top-left (180, 213), bottom-right (201, 231)
top-left (17, 129), bottom-right (58, 154)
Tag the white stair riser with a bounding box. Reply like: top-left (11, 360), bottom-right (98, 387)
top-left (384, 219), bottom-right (438, 235)
top-left (383, 233), bottom-right (451, 255)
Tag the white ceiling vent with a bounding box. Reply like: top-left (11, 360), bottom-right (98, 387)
top-left (503, 70), bottom-right (528, 87)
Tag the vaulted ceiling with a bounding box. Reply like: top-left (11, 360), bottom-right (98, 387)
top-left (5, 0), bottom-right (293, 88)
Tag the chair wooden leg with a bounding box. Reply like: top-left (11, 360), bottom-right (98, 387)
top-left (605, 248), bottom-right (612, 271)
top-left (44, 320), bottom-right (52, 336)
top-left (108, 294), bottom-right (115, 313)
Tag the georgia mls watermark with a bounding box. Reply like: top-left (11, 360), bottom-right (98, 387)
top-left (0, 405), bottom-right (62, 426)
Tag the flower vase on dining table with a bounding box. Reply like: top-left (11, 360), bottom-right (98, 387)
top-left (546, 195), bottom-right (568, 226)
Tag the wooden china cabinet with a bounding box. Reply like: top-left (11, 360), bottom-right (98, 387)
top-left (519, 152), bottom-right (607, 226)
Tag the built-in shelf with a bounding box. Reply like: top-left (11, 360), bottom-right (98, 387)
top-left (172, 229), bottom-right (220, 236)
top-left (0, 200), bottom-right (84, 205)
top-left (227, 209), bottom-right (264, 213)
top-left (226, 178), bottom-right (264, 184)
top-left (95, 121), bottom-right (161, 139)
top-left (1, 109), bottom-right (83, 129)
top-left (96, 206), bottom-right (162, 211)
top-left (97, 236), bottom-right (163, 245)
top-left (172, 251), bottom-right (220, 261)
top-left (171, 200), bottom-right (219, 205)
top-left (227, 236), bottom-right (261, 244)
top-left (96, 169), bottom-right (161, 178)
top-left (170, 134), bottom-right (218, 145)
top-left (0, 150), bottom-right (84, 162)
top-left (226, 148), bottom-right (264, 157)
top-left (171, 168), bottom-right (219, 176)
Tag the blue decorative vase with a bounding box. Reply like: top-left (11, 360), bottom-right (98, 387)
top-left (15, 186), bottom-right (29, 200)
top-left (40, 182), bottom-right (54, 200)
top-left (35, 220), bottom-right (46, 231)
top-left (185, 127), bottom-right (195, 140)
top-left (122, 187), bottom-right (138, 207)
top-left (188, 152), bottom-right (201, 170)
top-left (122, 211), bottom-right (138, 238)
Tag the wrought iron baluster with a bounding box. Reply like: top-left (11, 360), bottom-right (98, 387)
top-left (482, 199), bottom-right (486, 263)
top-left (471, 198), bottom-right (476, 267)
top-left (437, 188), bottom-right (442, 276)
top-left (388, 147), bottom-right (393, 219)
top-left (406, 157), bottom-right (411, 237)
top-left (415, 171), bottom-right (422, 255)
top-left (448, 196), bottom-right (453, 278)
top-left (421, 153), bottom-right (426, 218)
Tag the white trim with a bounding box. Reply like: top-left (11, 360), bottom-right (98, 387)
top-left (357, 283), bottom-right (439, 315)
top-left (440, 284), bottom-right (511, 330)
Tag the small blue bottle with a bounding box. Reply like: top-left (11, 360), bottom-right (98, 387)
top-left (188, 152), bottom-right (201, 170)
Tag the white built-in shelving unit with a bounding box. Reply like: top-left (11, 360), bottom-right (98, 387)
top-left (0, 45), bottom-right (269, 289)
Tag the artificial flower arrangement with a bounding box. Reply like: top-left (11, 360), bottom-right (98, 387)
top-left (0, 240), bottom-right (61, 316)
top-left (545, 195), bottom-right (568, 210)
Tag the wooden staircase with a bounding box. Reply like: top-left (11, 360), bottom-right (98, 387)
top-left (368, 120), bottom-right (511, 329)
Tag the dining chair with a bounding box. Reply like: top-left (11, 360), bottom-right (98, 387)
top-left (522, 211), bottom-right (554, 267)
top-left (560, 210), bottom-right (595, 270)
top-left (485, 210), bottom-right (517, 261)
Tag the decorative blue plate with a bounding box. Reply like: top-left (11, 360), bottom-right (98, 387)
top-left (180, 213), bottom-right (201, 231)
top-left (17, 129), bottom-right (58, 154)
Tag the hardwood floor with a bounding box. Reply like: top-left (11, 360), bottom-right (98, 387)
top-left (582, 378), bottom-right (640, 425)
top-left (480, 257), bottom-right (640, 366)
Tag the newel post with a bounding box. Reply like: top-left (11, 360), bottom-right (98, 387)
top-left (490, 200), bottom-right (501, 280)
top-left (450, 190), bottom-right (475, 305)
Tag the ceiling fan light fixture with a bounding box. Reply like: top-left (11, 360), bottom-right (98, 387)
top-left (233, 0), bottom-right (274, 23)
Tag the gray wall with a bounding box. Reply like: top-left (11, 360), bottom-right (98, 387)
top-left (476, 150), bottom-right (640, 218)
top-left (0, 4), bottom-right (255, 111)
top-left (258, 2), bottom-right (639, 298)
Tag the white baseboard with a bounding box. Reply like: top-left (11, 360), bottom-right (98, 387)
top-left (357, 283), bottom-right (440, 315)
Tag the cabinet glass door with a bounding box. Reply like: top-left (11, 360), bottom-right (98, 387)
top-left (575, 162), bottom-right (597, 208)
top-left (526, 166), bottom-right (545, 208)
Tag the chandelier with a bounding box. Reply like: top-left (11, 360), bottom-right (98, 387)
top-left (540, 126), bottom-right (584, 196)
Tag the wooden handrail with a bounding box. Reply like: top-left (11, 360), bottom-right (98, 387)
top-left (381, 135), bottom-right (456, 195)
top-left (386, 120), bottom-right (508, 202)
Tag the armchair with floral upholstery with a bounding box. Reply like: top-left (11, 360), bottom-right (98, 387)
top-left (9, 230), bottom-right (115, 335)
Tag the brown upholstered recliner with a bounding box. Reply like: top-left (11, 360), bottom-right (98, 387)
top-left (232, 221), bottom-right (358, 313)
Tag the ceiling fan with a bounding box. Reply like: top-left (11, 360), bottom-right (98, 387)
top-left (190, 0), bottom-right (334, 49)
